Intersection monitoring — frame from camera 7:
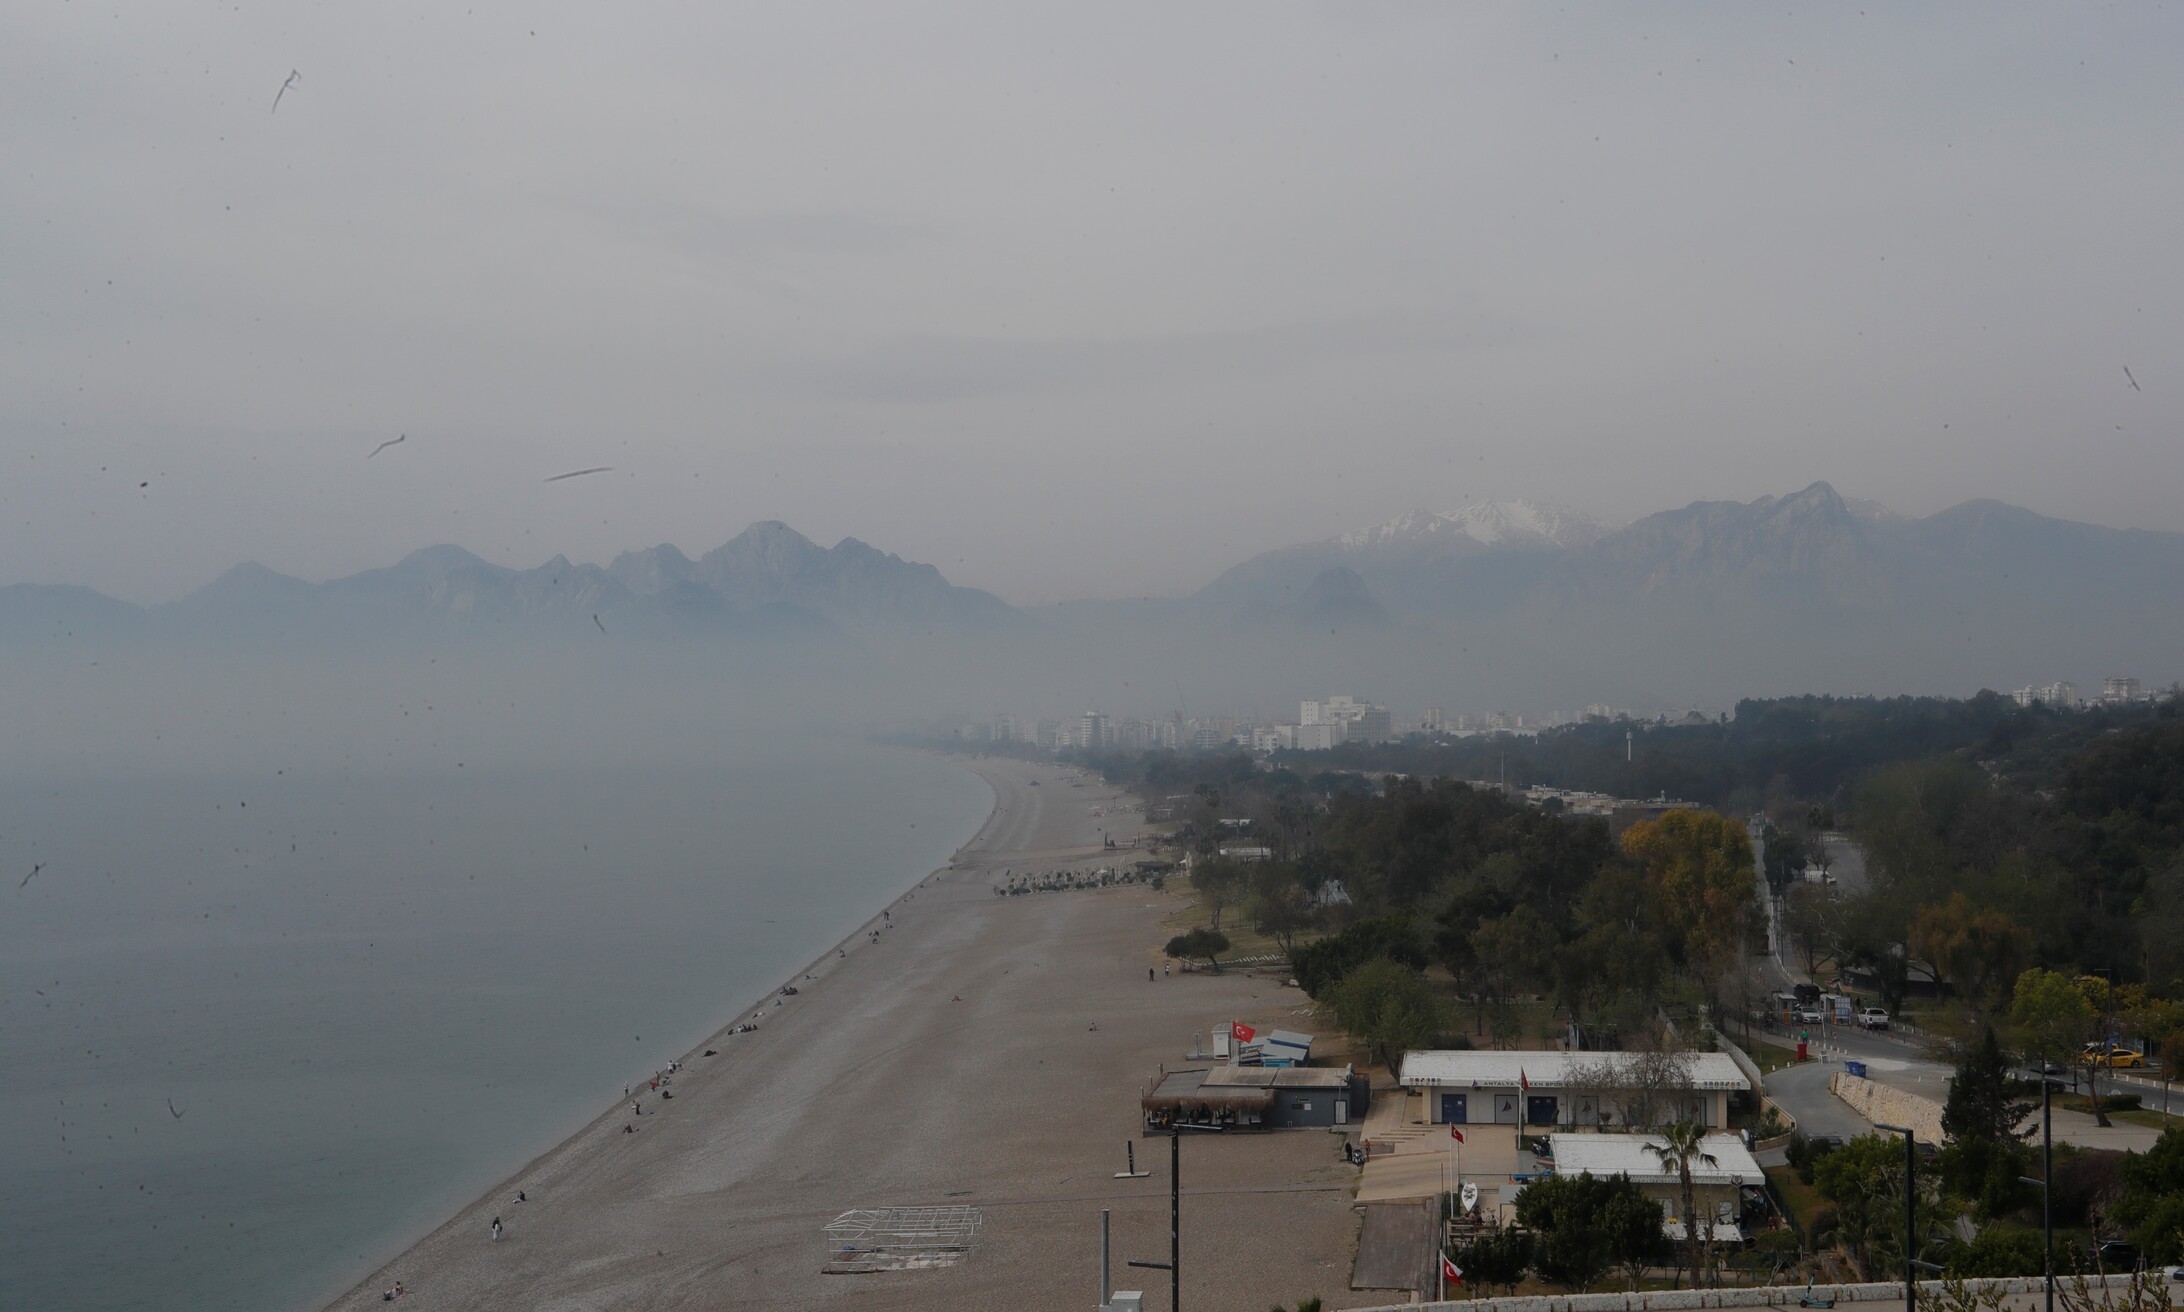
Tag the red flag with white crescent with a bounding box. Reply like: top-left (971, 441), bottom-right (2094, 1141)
top-left (1231, 1021), bottom-right (1255, 1043)
top-left (1450, 1124), bottom-right (1465, 1144)
top-left (1520, 1067), bottom-right (1530, 1092)
top-left (1442, 1253), bottom-right (1463, 1285)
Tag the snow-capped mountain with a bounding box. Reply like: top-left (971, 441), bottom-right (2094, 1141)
top-left (1337, 500), bottom-right (1613, 552)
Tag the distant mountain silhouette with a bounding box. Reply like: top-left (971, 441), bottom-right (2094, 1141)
top-left (4, 523), bottom-right (1019, 651)
top-left (612, 521), bottom-right (1021, 631)
top-left (5, 494), bottom-right (2180, 706)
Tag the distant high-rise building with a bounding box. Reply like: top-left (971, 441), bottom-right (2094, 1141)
top-left (1296, 694), bottom-right (1391, 743)
top-left (2103, 676), bottom-right (2142, 703)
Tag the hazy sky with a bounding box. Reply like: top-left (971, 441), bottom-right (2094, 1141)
top-left (7, 3), bottom-right (2181, 605)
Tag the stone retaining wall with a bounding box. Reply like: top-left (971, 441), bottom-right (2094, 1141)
top-left (1829, 1073), bottom-right (1944, 1144)
top-left (1349, 1274), bottom-right (2143, 1312)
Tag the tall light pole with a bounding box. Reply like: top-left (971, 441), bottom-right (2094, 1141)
top-left (2016, 1073), bottom-right (2057, 1312)
top-left (1125, 1128), bottom-right (1181, 1312)
top-left (1875, 1124), bottom-right (1936, 1312)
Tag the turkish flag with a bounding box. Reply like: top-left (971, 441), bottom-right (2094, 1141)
top-left (1442, 1254), bottom-right (1463, 1285)
top-left (1231, 1021), bottom-right (1256, 1043)
top-left (1450, 1125), bottom-right (1465, 1144)
top-left (1519, 1067), bottom-right (1530, 1092)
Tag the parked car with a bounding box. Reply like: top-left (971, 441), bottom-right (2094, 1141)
top-left (1857, 1007), bottom-right (1891, 1031)
top-left (1796, 1007), bottom-right (1826, 1025)
top-left (2093, 1240), bottom-right (2142, 1271)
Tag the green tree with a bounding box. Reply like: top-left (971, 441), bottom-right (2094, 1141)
top-left (1942, 1226), bottom-right (2046, 1278)
top-left (2109, 1127), bottom-right (2184, 1265)
top-left (1784, 883), bottom-right (1833, 979)
top-left (1937, 1024), bottom-right (2035, 1220)
top-left (1452, 1226), bottom-right (1534, 1296)
top-left (1329, 958), bottom-right (1445, 1067)
top-left (1602, 1183), bottom-right (1676, 1289)
top-left (1912, 893), bottom-right (2032, 1017)
top-left (1513, 1173), bottom-right (1616, 1292)
top-left (1290, 914), bottom-right (1426, 998)
top-left (1814, 1134), bottom-right (1941, 1281)
top-left (1248, 863), bottom-right (1315, 953)
top-left (2011, 967), bottom-right (2104, 1119)
top-left (1942, 1026), bottom-right (2034, 1147)
top-left (1190, 857), bottom-right (1247, 931)
top-left (1164, 927), bottom-right (1231, 973)
top-left (1471, 905), bottom-right (1557, 1006)
top-left (1643, 1122), bottom-right (1719, 1288)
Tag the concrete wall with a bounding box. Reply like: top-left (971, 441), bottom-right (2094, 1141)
top-left (1350, 1274), bottom-right (2148, 1312)
top-left (1715, 1035), bottom-right (1767, 1097)
top-left (1829, 1073), bottom-right (1944, 1144)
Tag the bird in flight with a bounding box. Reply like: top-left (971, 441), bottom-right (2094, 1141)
top-left (368, 434), bottom-right (406, 459)
top-left (593, 614), bottom-right (607, 634)
top-left (167, 1099), bottom-right (185, 1120)
top-left (19, 863), bottom-right (44, 889)
top-left (2124, 366), bottom-right (2141, 392)
top-left (545, 467), bottom-right (613, 482)
top-left (272, 69), bottom-right (300, 115)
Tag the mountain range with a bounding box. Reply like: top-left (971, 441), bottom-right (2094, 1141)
top-left (0, 522), bottom-right (1016, 649)
top-left (5, 485), bottom-right (2180, 706)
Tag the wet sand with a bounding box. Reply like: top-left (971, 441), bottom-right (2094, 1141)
top-left (324, 756), bottom-right (1375, 1311)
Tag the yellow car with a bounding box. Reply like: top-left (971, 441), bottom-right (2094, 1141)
top-left (2078, 1045), bottom-right (2146, 1069)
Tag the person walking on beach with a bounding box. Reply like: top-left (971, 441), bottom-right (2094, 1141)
top-left (491, 1216), bottom-right (502, 1242)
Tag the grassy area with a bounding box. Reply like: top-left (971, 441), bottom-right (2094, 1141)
top-left (1764, 1164), bottom-right (1828, 1241)
top-left (1745, 1043), bottom-right (1803, 1075)
top-left (1160, 882), bottom-right (1288, 963)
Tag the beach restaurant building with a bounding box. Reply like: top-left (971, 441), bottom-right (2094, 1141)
top-left (1546, 1132), bottom-right (1766, 1242)
top-left (1142, 1065), bottom-right (1367, 1132)
top-left (1397, 1050), bottom-right (1749, 1131)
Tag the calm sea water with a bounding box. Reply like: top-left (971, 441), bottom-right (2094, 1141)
top-left (0, 745), bottom-right (992, 1311)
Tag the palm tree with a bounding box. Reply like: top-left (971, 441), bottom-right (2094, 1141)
top-left (1644, 1121), bottom-right (1718, 1289)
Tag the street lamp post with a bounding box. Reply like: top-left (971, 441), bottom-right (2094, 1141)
top-left (2016, 1073), bottom-right (2057, 1312)
top-left (1875, 1124), bottom-right (1937, 1312)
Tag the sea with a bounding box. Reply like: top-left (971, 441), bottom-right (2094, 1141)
top-left (0, 744), bottom-right (993, 1311)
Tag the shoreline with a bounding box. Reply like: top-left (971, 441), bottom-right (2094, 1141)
top-left (313, 748), bottom-right (1000, 1310)
top-left (325, 754), bottom-right (1374, 1311)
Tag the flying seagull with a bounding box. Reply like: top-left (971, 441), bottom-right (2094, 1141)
top-left (368, 434), bottom-right (406, 459)
top-left (2124, 365), bottom-right (2141, 392)
top-left (593, 614), bottom-right (607, 634)
top-left (19, 863), bottom-right (43, 889)
top-left (544, 467), bottom-right (613, 482)
top-left (167, 1098), bottom-right (185, 1120)
top-left (271, 69), bottom-right (300, 115)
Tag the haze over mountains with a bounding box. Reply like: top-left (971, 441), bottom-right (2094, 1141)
top-left (5, 484), bottom-right (2181, 716)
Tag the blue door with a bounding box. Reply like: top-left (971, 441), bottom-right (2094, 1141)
top-left (1440, 1093), bottom-right (1467, 1124)
top-left (1526, 1095), bottom-right (1559, 1126)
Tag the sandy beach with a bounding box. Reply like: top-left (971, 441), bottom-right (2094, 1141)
top-left (325, 756), bottom-right (1378, 1311)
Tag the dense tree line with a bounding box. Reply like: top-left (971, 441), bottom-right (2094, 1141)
top-left (1287, 693), bottom-right (2170, 819)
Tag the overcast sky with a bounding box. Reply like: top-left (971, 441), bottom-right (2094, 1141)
top-left (6, 3), bottom-right (2181, 605)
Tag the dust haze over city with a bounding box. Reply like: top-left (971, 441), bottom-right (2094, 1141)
top-left (4, 5), bottom-right (2184, 1311)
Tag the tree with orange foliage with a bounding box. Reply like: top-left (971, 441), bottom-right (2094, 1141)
top-left (1909, 892), bottom-right (2032, 1018)
top-left (1620, 811), bottom-right (1757, 1015)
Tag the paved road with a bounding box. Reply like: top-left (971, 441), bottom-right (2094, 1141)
top-left (1763, 1058), bottom-right (1875, 1146)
